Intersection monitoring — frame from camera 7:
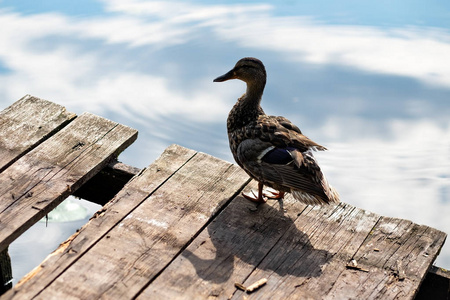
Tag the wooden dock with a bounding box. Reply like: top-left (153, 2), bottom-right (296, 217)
top-left (0, 95), bottom-right (448, 299)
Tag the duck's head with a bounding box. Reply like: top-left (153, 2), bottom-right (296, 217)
top-left (213, 57), bottom-right (266, 86)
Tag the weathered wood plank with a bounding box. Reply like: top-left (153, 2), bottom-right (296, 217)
top-left (325, 217), bottom-right (447, 299)
top-left (230, 204), bottom-right (380, 300)
top-left (0, 113), bottom-right (137, 253)
top-left (138, 181), bottom-right (307, 299)
top-left (140, 183), bottom-right (381, 300)
top-left (138, 182), bottom-right (446, 300)
top-left (2, 144), bottom-right (446, 300)
top-left (0, 95), bottom-right (76, 172)
top-left (2, 145), bottom-right (197, 299)
top-left (32, 152), bottom-right (250, 300)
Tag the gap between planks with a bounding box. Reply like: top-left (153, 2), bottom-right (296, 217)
top-left (0, 112), bottom-right (137, 254)
top-left (2, 144), bottom-right (446, 300)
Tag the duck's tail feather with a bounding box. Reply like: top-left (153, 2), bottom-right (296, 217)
top-left (291, 176), bottom-right (340, 206)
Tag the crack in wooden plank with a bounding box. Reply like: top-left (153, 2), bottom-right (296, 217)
top-left (0, 167), bottom-right (56, 214)
top-left (227, 202), bottom-right (310, 299)
top-left (34, 151), bottom-right (248, 295)
top-left (26, 148), bottom-right (199, 300)
top-left (131, 164), bottom-right (252, 300)
top-left (0, 122), bottom-right (126, 218)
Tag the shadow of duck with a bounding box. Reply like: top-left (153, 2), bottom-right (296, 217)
top-left (182, 195), bottom-right (332, 283)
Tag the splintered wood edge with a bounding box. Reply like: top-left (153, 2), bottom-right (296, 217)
top-left (0, 113), bottom-right (139, 250)
top-left (9, 144), bottom-right (198, 293)
top-left (80, 150), bottom-right (249, 299)
top-left (15, 230), bottom-right (81, 287)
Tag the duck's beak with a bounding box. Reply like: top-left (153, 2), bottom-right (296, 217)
top-left (213, 69), bottom-right (235, 82)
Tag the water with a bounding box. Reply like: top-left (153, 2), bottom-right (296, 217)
top-left (0, 0), bottom-right (449, 284)
top-left (8, 198), bottom-right (101, 285)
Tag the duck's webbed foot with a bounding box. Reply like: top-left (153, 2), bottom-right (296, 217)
top-left (242, 183), bottom-right (285, 203)
top-left (242, 189), bottom-right (267, 203)
top-left (263, 187), bottom-right (285, 200)
top-left (242, 181), bottom-right (266, 203)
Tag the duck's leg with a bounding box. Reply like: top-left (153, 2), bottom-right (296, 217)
top-left (262, 188), bottom-right (285, 212)
top-left (242, 182), bottom-right (267, 203)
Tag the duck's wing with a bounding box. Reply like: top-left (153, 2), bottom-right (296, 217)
top-left (236, 138), bottom-right (331, 204)
top-left (236, 115), bottom-right (336, 204)
top-left (256, 115), bottom-right (327, 152)
top-left (260, 150), bottom-right (331, 203)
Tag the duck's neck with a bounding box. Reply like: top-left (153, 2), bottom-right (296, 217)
top-left (240, 79), bottom-right (265, 114)
top-left (244, 79), bottom-right (265, 106)
top-left (228, 80), bottom-right (266, 131)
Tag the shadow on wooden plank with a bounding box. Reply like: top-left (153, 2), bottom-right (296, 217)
top-left (182, 197), bottom-right (329, 284)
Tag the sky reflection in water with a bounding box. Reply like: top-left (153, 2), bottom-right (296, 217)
top-left (0, 0), bottom-right (449, 282)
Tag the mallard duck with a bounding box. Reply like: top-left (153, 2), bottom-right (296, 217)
top-left (213, 57), bottom-right (339, 205)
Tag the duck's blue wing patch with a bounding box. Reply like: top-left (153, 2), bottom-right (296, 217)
top-left (261, 147), bottom-right (296, 165)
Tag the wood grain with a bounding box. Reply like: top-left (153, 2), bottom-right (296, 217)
top-left (326, 217), bottom-right (447, 299)
top-left (2, 144), bottom-right (446, 300)
top-left (139, 181), bottom-right (310, 299)
top-left (140, 187), bottom-right (382, 300)
top-left (0, 112), bottom-right (137, 253)
top-left (6, 146), bottom-right (250, 300)
top-left (138, 185), bottom-right (446, 300)
top-left (230, 203), bottom-right (380, 300)
top-left (0, 95), bottom-right (76, 172)
top-left (3, 145), bottom-right (197, 300)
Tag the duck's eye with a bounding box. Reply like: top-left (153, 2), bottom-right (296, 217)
top-left (236, 64), bottom-right (255, 70)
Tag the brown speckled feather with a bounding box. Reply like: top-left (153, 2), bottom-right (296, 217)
top-left (254, 115), bottom-right (327, 151)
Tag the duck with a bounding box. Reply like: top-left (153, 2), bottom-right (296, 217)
top-left (213, 57), bottom-right (339, 205)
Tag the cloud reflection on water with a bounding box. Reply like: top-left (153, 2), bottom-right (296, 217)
top-left (0, 0), bottom-right (449, 271)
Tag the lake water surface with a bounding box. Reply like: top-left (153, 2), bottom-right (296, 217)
top-left (1, 0), bottom-right (449, 284)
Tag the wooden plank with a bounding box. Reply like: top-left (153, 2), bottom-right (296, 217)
top-left (138, 181), bottom-right (306, 299)
top-left (139, 184), bottom-right (381, 299)
top-left (3, 144), bottom-right (446, 300)
top-left (2, 145), bottom-right (199, 299)
top-left (26, 151), bottom-right (250, 300)
top-left (140, 184), bottom-right (445, 300)
top-left (0, 112), bottom-right (137, 253)
top-left (230, 205), bottom-right (380, 300)
top-left (0, 95), bottom-right (76, 172)
top-left (326, 217), bottom-right (447, 299)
